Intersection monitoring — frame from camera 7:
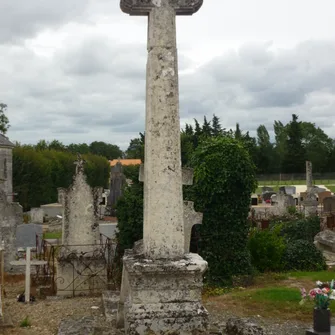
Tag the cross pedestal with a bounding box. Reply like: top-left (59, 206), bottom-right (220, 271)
top-left (117, 0), bottom-right (208, 334)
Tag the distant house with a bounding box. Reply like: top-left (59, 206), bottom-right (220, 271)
top-left (109, 159), bottom-right (141, 167)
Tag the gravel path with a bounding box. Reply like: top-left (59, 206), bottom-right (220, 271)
top-left (1, 281), bottom-right (316, 335)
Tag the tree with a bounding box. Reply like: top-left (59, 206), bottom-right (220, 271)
top-left (234, 123), bottom-right (242, 140)
top-left (300, 122), bottom-right (333, 173)
top-left (211, 114), bottom-right (222, 136)
top-left (0, 103), bottom-right (10, 134)
top-left (256, 125), bottom-right (274, 173)
top-left (189, 137), bottom-right (257, 284)
top-left (202, 116), bottom-right (211, 137)
top-left (282, 114), bottom-right (306, 173)
top-left (89, 141), bottom-right (123, 160)
top-left (125, 133), bottom-right (145, 160)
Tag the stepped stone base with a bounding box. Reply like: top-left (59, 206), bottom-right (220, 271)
top-left (102, 291), bottom-right (120, 322)
top-left (117, 242), bottom-right (208, 335)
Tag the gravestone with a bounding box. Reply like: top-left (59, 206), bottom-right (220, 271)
top-left (107, 160), bottom-right (126, 216)
top-left (318, 191), bottom-right (332, 205)
top-left (57, 154), bottom-right (105, 297)
top-left (117, 0), bottom-right (208, 334)
top-left (16, 223), bottom-right (43, 249)
top-left (60, 155), bottom-right (102, 248)
top-left (0, 189), bottom-right (23, 272)
top-left (324, 197), bottom-right (335, 213)
top-left (304, 161), bottom-right (318, 217)
top-left (274, 194), bottom-right (295, 215)
top-left (30, 208), bottom-right (44, 224)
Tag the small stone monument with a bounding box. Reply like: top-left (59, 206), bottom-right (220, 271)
top-left (117, 1), bottom-right (208, 334)
top-left (56, 154), bottom-right (105, 296)
top-left (107, 159), bottom-right (126, 216)
top-left (303, 161), bottom-right (318, 217)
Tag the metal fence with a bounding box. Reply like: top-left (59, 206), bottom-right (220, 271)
top-left (257, 173), bottom-right (335, 183)
top-left (33, 234), bottom-right (120, 297)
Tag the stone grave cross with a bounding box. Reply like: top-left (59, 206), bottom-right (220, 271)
top-left (73, 153), bottom-right (86, 175)
top-left (120, 0), bottom-right (203, 260)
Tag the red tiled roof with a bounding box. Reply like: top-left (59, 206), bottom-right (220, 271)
top-left (110, 159), bottom-right (141, 167)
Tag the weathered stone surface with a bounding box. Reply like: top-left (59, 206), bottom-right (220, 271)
top-left (56, 255), bottom-right (107, 297)
top-left (226, 318), bottom-right (265, 335)
top-left (0, 189), bottom-right (22, 272)
top-left (0, 134), bottom-right (14, 203)
top-left (102, 291), bottom-right (120, 322)
top-left (314, 230), bottom-right (335, 261)
top-left (139, 164), bottom-right (194, 185)
top-left (142, 4), bottom-right (184, 260)
top-left (61, 155), bottom-right (102, 249)
top-left (306, 161), bottom-right (313, 191)
top-left (107, 161), bottom-right (126, 215)
top-left (273, 194), bottom-right (295, 215)
top-left (30, 208), bottom-right (44, 223)
top-left (121, 0), bottom-right (203, 16)
top-left (117, 245), bottom-right (208, 334)
top-left (58, 316), bottom-right (95, 335)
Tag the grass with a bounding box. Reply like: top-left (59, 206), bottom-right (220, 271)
top-left (257, 180), bottom-right (335, 186)
top-left (288, 271), bottom-right (335, 281)
top-left (204, 271), bottom-right (335, 322)
top-left (20, 316), bottom-right (31, 328)
top-left (43, 231), bottom-right (62, 239)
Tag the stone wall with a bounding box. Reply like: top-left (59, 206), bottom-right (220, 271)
top-left (0, 147), bottom-right (13, 203)
top-left (0, 189), bottom-right (22, 272)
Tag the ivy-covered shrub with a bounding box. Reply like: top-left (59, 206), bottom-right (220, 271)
top-left (248, 228), bottom-right (286, 272)
top-left (273, 216), bottom-right (321, 243)
top-left (116, 165), bottom-right (143, 253)
top-left (283, 240), bottom-right (326, 271)
top-left (189, 137), bottom-right (258, 284)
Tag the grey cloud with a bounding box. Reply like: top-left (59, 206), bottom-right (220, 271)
top-left (3, 37), bottom-right (335, 150)
top-left (0, 0), bottom-right (96, 44)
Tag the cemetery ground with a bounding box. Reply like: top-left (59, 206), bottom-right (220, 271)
top-left (2, 271), bottom-right (335, 334)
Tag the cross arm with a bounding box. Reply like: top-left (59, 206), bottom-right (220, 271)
top-left (120, 0), bottom-right (203, 16)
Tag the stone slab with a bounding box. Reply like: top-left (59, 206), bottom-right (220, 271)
top-left (0, 313), bottom-right (14, 328)
top-left (306, 326), bottom-right (335, 334)
top-left (102, 291), bottom-right (120, 322)
top-left (58, 316), bottom-right (95, 335)
top-left (99, 223), bottom-right (117, 240)
top-left (16, 223), bottom-right (43, 249)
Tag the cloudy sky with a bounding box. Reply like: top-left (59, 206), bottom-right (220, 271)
top-left (1, 0), bottom-right (335, 149)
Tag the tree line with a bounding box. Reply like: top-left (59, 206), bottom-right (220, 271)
top-left (13, 145), bottom-right (110, 211)
top-left (125, 114), bottom-right (335, 174)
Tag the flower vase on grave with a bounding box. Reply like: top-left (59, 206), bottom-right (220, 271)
top-left (313, 308), bottom-right (331, 333)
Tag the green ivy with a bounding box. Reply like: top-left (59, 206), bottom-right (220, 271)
top-left (116, 165), bottom-right (143, 253)
top-left (189, 137), bottom-right (258, 284)
top-left (248, 228), bottom-right (286, 272)
top-left (279, 216), bottom-right (321, 243)
top-left (283, 239), bottom-right (326, 271)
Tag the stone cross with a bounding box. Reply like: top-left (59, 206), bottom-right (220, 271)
top-left (306, 161), bottom-right (313, 192)
top-left (74, 153), bottom-right (86, 175)
top-left (121, 0), bottom-right (203, 260)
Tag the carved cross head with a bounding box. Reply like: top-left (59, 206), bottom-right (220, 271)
top-left (120, 0), bottom-right (203, 16)
top-left (74, 153), bottom-right (86, 175)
